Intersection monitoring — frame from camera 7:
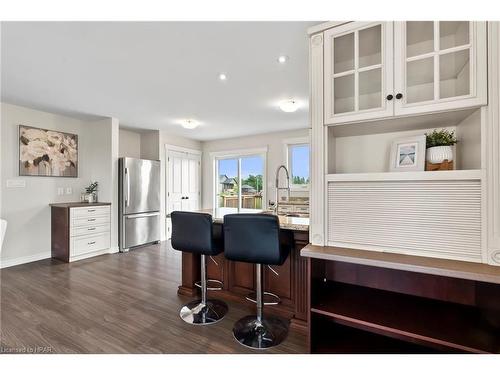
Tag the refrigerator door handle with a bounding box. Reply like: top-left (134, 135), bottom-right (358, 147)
top-left (125, 212), bottom-right (161, 219)
top-left (125, 167), bottom-right (130, 207)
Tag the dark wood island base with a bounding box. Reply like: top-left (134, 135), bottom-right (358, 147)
top-left (178, 227), bottom-right (310, 332)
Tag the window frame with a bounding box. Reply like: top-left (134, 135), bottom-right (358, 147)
top-left (211, 147), bottom-right (268, 211)
top-left (284, 137), bottom-right (311, 191)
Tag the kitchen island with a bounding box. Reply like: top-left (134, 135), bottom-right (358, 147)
top-left (177, 209), bottom-right (310, 331)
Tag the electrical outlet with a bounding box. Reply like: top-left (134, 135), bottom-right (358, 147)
top-left (65, 187), bottom-right (72, 195)
top-left (57, 187), bottom-right (64, 196)
top-left (6, 179), bottom-right (26, 188)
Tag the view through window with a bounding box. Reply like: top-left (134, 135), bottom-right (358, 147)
top-left (288, 144), bottom-right (310, 187)
top-left (216, 154), bottom-right (265, 213)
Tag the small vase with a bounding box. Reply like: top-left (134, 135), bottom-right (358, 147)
top-left (426, 146), bottom-right (453, 164)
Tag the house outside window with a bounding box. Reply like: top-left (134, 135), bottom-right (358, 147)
top-left (213, 148), bottom-right (267, 213)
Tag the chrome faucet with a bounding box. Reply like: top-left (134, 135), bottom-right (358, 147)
top-left (274, 165), bottom-right (290, 214)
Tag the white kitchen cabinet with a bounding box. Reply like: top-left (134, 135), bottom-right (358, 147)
top-left (50, 203), bottom-right (111, 262)
top-left (323, 21), bottom-right (487, 125)
top-left (324, 22), bottom-right (394, 124)
top-left (394, 21), bottom-right (487, 115)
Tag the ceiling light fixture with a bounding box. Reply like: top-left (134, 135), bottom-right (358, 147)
top-left (279, 100), bottom-right (300, 113)
top-left (277, 55), bottom-right (289, 64)
top-left (180, 119), bottom-right (200, 129)
top-left (218, 73), bottom-right (227, 81)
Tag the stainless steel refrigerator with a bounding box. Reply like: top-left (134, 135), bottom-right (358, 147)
top-left (119, 157), bottom-right (161, 252)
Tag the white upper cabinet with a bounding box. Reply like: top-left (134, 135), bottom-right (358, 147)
top-left (394, 21), bottom-right (487, 115)
top-left (323, 21), bottom-right (487, 125)
top-left (324, 22), bottom-right (394, 124)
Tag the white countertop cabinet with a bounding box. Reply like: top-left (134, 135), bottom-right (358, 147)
top-left (50, 203), bottom-right (111, 263)
top-left (309, 21), bottom-right (499, 266)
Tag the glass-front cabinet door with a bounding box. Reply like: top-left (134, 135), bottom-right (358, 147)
top-left (394, 21), bottom-right (487, 115)
top-left (324, 22), bottom-right (394, 125)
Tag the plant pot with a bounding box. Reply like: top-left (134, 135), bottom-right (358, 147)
top-left (84, 192), bottom-right (97, 203)
top-left (426, 146), bottom-right (453, 164)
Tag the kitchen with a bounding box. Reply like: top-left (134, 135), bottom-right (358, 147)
top-left (1, 6), bottom-right (500, 374)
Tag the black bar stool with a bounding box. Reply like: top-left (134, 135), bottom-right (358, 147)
top-left (171, 211), bottom-right (228, 325)
top-left (223, 213), bottom-right (290, 349)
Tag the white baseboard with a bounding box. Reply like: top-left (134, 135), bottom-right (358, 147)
top-left (109, 246), bottom-right (120, 254)
top-left (0, 251), bottom-right (51, 269)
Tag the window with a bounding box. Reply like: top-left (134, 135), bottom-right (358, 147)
top-left (287, 143), bottom-right (310, 189)
top-left (214, 149), bottom-right (266, 213)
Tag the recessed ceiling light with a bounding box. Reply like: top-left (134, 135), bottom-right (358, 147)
top-left (277, 55), bottom-right (289, 64)
top-left (218, 73), bottom-right (227, 81)
top-left (279, 100), bottom-right (300, 113)
top-left (180, 119), bottom-right (200, 129)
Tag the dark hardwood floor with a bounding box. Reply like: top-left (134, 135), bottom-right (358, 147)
top-left (0, 242), bottom-right (307, 353)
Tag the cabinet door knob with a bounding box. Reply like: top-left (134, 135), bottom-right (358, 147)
top-left (396, 93), bottom-right (403, 99)
top-left (386, 94), bottom-right (393, 101)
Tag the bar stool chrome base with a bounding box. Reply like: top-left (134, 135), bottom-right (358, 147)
top-left (179, 298), bottom-right (228, 325)
top-left (233, 315), bottom-right (289, 349)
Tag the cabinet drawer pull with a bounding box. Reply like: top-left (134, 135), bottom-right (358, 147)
top-left (88, 218), bottom-right (96, 222)
top-left (88, 209), bottom-right (96, 212)
top-left (88, 241), bottom-right (96, 245)
top-left (88, 227), bottom-right (96, 231)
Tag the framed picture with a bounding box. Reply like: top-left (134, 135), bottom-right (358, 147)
top-left (19, 125), bottom-right (78, 177)
top-left (389, 135), bottom-right (426, 172)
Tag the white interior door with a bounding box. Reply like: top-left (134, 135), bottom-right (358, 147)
top-left (166, 150), bottom-right (201, 238)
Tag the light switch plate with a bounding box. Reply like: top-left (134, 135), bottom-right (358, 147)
top-left (65, 187), bottom-right (72, 195)
top-left (6, 179), bottom-right (26, 188)
top-left (57, 187), bottom-right (64, 196)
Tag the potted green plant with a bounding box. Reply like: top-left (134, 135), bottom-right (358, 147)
top-left (84, 181), bottom-right (98, 203)
top-left (425, 129), bottom-right (458, 165)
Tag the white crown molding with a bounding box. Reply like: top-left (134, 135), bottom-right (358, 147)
top-left (307, 21), bottom-right (351, 36)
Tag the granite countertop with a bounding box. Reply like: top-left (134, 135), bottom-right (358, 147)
top-left (49, 202), bottom-right (111, 208)
top-left (195, 208), bottom-right (309, 232)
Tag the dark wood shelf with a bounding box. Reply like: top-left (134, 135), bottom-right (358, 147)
top-left (311, 281), bottom-right (500, 353)
top-left (311, 314), bottom-right (440, 354)
top-left (301, 244), bottom-right (500, 284)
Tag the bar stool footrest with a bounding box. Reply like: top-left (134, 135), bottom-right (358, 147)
top-left (195, 279), bottom-right (223, 291)
top-left (245, 291), bottom-right (281, 305)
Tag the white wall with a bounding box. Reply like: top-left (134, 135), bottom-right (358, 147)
top-left (0, 103), bottom-right (118, 266)
top-left (201, 128), bottom-right (310, 209)
top-left (140, 130), bottom-right (160, 161)
top-left (333, 125), bottom-right (458, 174)
top-left (119, 129), bottom-right (141, 158)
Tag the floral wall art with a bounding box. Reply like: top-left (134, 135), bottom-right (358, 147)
top-left (19, 125), bottom-right (78, 177)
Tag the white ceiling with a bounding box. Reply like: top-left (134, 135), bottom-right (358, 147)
top-left (1, 21), bottom-right (317, 141)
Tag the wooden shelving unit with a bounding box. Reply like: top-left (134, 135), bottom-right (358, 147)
top-left (311, 281), bottom-right (500, 353)
top-left (303, 244), bottom-right (500, 354)
top-left (310, 314), bottom-right (441, 354)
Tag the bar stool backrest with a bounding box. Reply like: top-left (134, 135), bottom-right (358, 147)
top-left (171, 211), bottom-right (221, 256)
top-left (223, 213), bottom-right (286, 265)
